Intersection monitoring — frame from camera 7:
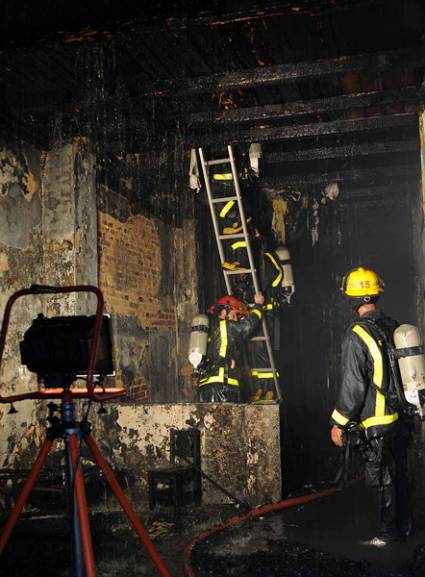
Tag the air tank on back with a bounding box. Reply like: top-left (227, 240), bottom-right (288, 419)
top-left (275, 245), bottom-right (295, 304)
top-left (393, 324), bottom-right (425, 412)
top-left (188, 314), bottom-right (210, 369)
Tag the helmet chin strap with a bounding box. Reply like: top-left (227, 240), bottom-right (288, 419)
top-left (350, 295), bottom-right (379, 311)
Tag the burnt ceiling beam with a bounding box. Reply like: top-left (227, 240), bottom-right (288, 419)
top-left (265, 140), bottom-right (419, 163)
top-left (260, 163), bottom-right (419, 187)
top-left (144, 47), bottom-right (425, 97)
top-left (191, 112), bottom-right (417, 146)
top-left (189, 87), bottom-right (425, 126)
top-left (164, 1), bottom-right (369, 30)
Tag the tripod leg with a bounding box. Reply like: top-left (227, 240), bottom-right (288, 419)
top-left (0, 437), bottom-right (54, 554)
top-left (69, 434), bottom-right (97, 577)
top-left (65, 435), bottom-right (84, 577)
top-left (84, 434), bottom-right (172, 577)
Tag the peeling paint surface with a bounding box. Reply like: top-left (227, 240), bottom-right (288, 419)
top-left (0, 141), bottom-right (99, 469)
top-left (0, 148), bottom-right (42, 250)
top-left (96, 402), bottom-right (281, 506)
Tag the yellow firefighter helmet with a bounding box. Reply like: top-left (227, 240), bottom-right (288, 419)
top-left (341, 267), bottom-right (385, 298)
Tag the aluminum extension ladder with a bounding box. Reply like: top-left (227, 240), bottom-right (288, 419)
top-left (198, 145), bottom-right (282, 401)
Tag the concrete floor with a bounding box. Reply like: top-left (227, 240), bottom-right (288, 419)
top-left (190, 483), bottom-right (425, 577)
top-left (1, 439), bottom-right (424, 576)
top-left (189, 436), bottom-right (425, 577)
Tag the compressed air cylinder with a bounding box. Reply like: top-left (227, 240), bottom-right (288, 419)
top-left (275, 245), bottom-right (295, 302)
top-left (188, 314), bottom-right (209, 369)
top-left (394, 324), bottom-right (425, 394)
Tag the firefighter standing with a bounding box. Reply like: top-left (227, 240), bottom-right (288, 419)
top-left (330, 267), bottom-right (412, 545)
top-left (198, 292), bottom-right (265, 402)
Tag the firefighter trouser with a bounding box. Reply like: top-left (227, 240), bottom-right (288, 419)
top-left (247, 341), bottom-right (275, 395)
top-left (225, 240), bottom-right (249, 268)
top-left (198, 382), bottom-right (240, 403)
top-left (364, 422), bottom-right (412, 536)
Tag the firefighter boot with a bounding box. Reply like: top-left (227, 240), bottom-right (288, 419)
top-left (250, 389), bottom-right (263, 403)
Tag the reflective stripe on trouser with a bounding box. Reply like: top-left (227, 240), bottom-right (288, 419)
top-left (213, 172), bottom-right (233, 181)
top-left (248, 331), bottom-right (277, 395)
top-left (251, 370), bottom-right (279, 379)
top-left (232, 241), bottom-right (248, 268)
top-left (199, 366), bottom-right (239, 387)
top-left (250, 370), bottom-right (277, 394)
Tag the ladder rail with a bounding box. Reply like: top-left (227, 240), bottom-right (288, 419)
top-left (227, 146), bottom-right (259, 293)
top-left (198, 145), bottom-right (282, 402)
top-left (198, 148), bottom-right (232, 295)
top-left (227, 145), bottom-right (282, 401)
top-left (258, 317), bottom-right (281, 400)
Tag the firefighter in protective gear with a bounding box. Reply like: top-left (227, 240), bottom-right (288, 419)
top-left (211, 163), bottom-right (261, 271)
top-left (198, 292), bottom-right (265, 403)
top-left (331, 267), bottom-right (412, 543)
top-left (247, 247), bottom-right (286, 402)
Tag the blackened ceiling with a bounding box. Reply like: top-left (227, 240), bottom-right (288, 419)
top-left (0, 0), bottom-right (424, 193)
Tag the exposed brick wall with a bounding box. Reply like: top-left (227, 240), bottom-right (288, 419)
top-left (98, 210), bottom-right (179, 401)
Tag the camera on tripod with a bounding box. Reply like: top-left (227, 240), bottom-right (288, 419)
top-left (19, 313), bottom-right (114, 387)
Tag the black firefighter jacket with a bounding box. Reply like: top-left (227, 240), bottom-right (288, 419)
top-left (199, 305), bottom-right (263, 389)
top-left (331, 309), bottom-right (399, 439)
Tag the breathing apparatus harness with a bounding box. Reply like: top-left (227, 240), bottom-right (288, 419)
top-left (359, 318), bottom-right (417, 422)
top-left (335, 317), bottom-right (420, 486)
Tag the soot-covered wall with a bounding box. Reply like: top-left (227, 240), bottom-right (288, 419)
top-left (98, 183), bottom-right (198, 402)
top-left (0, 140), bottom-right (98, 468)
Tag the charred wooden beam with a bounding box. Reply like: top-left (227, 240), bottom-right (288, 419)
top-left (189, 87), bottom-right (425, 126)
top-left (191, 112), bottom-right (417, 146)
top-left (260, 163), bottom-right (419, 187)
top-left (167, 1), bottom-right (368, 29)
top-left (144, 47), bottom-right (425, 97)
top-left (265, 140), bottom-right (419, 163)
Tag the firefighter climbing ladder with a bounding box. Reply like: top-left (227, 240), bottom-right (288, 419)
top-left (198, 145), bottom-right (282, 402)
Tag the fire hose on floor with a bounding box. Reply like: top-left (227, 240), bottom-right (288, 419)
top-left (182, 484), bottom-right (341, 577)
top-left (182, 438), bottom-right (361, 577)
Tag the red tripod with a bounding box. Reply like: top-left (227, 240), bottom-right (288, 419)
top-left (0, 285), bottom-right (172, 577)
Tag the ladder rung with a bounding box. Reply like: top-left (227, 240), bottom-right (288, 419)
top-left (224, 268), bottom-right (253, 275)
top-left (250, 336), bottom-right (267, 341)
top-left (211, 196), bottom-right (238, 204)
top-left (206, 158), bottom-right (231, 166)
top-left (218, 233), bottom-right (245, 240)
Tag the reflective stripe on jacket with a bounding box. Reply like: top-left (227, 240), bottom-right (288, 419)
top-left (264, 252), bottom-right (283, 287)
top-left (199, 306), bottom-right (263, 388)
top-left (331, 309), bottom-right (399, 437)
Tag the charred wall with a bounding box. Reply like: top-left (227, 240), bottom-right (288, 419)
top-left (0, 137), bottom-right (199, 479)
top-left (0, 140), bottom-right (98, 468)
top-left (96, 402), bottom-right (281, 506)
top-left (279, 172), bottom-right (422, 492)
top-left (97, 176), bottom-right (198, 403)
